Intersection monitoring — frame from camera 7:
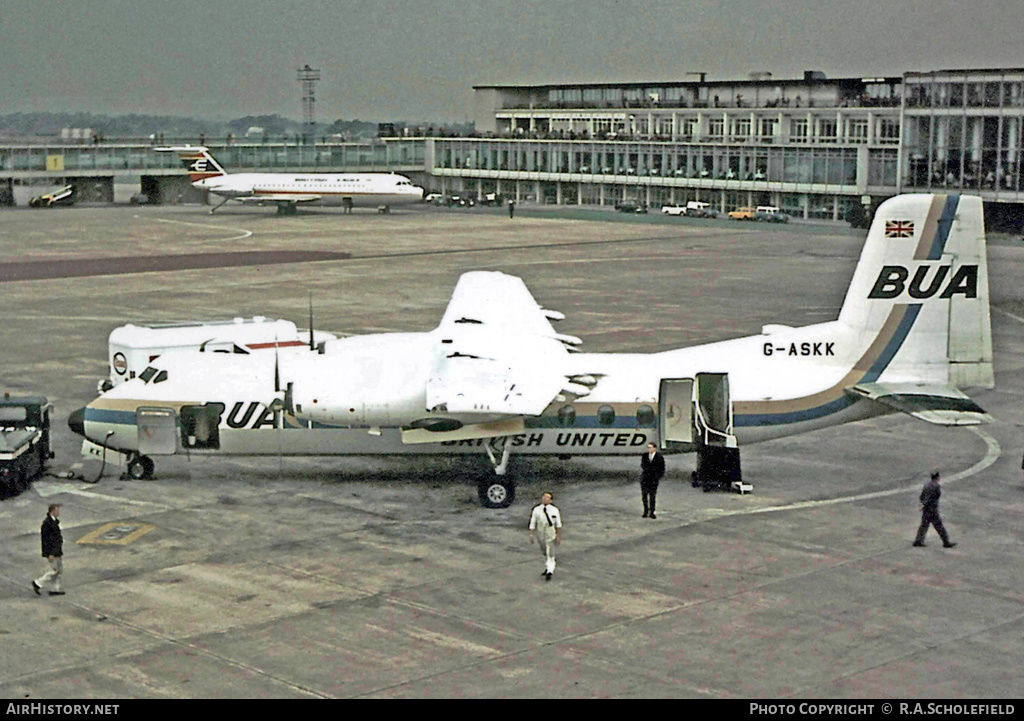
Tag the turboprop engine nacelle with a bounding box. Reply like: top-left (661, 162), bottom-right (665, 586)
top-left (288, 333), bottom-right (439, 426)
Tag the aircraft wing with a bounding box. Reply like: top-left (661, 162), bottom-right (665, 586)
top-left (845, 382), bottom-right (992, 425)
top-left (236, 194), bottom-right (322, 204)
top-left (427, 271), bottom-right (583, 416)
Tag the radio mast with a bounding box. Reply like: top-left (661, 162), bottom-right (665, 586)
top-left (297, 64), bottom-right (321, 140)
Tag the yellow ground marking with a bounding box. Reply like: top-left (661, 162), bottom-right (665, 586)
top-left (77, 521), bottom-right (156, 546)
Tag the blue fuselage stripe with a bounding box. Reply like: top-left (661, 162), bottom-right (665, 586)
top-left (928, 195), bottom-right (959, 260)
top-left (735, 303), bottom-right (922, 427)
top-left (85, 408), bottom-right (137, 425)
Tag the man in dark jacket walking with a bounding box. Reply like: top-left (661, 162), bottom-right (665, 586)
top-left (32, 503), bottom-right (65, 595)
top-left (913, 471), bottom-right (957, 548)
top-left (640, 442), bottom-right (666, 519)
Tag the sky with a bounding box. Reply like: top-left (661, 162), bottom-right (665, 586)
top-left (2, 0), bottom-right (1023, 124)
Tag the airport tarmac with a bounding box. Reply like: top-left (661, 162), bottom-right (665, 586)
top-left (1, 202), bottom-right (1023, 699)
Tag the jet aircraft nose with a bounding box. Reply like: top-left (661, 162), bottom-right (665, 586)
top-left (68, 407), bottom-right (86, 437)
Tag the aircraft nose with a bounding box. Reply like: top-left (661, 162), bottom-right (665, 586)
top-left (68, 407), bottom-right (86, 437)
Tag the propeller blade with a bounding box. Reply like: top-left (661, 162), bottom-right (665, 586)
top-left (308, 291), bottom-right (315, 351)
top-left (274, 337), bottom-right (281, 392)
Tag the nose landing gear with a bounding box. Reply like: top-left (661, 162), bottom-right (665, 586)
top-left (125, 455), bottom-right (155, 480)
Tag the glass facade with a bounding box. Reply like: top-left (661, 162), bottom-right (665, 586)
top-left (903, 72), bottom-right (1024, 193)
top-left (0, 140), bottom-right (427, 174)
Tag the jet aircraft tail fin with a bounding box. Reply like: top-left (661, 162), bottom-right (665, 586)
top-left (836, 194), bottom-right (992, 391)
top-left (155, 146), bottom-right (229, 183)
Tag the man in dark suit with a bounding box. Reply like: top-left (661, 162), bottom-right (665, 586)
top-left (640, 442), bottom-right (666, 519)
top-left (33, 503), bottom-right (65, 596)
top-left (913, 470), bottom-right (957, 548)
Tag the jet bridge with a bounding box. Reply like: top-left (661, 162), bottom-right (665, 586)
top-left (659, 373), bottom-right (749, 493)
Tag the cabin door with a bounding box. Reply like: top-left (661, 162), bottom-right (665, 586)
top-left (136, 407), bottom-right (178, 455)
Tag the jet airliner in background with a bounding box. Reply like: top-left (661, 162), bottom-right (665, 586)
top-left (70, 194), bottom-right (993, 507)
top-left (157, 146), bottom-right (424, 214)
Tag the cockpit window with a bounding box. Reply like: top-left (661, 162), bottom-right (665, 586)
top-left (153, 370), bottom-right (168, 384)
top-left (139, 367), bottom-right (158, 383)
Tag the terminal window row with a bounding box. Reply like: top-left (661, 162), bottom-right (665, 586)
top-left (905, 80), bottom-right (1024, 109)
top-left (903, 115), bottom-right (1024, 192)
top-left (436, 144), bottom-right (864, 185)
top-left (499, 115), bottom-right (900, 145)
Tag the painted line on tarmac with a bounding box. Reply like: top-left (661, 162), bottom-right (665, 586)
top-left (147, 216), bottom-right (254, 241)
top-left (992, 306), bottom-right (1024, 326)
top-left (33, 480), bottom-right (173, 509)
top-left (742, 426), bottom-right (1000, 517)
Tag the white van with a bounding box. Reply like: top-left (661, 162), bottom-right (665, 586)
top-left (754, 205), bottom-right (790, 223)
top-left (684, 201), bottom-right (718, 218)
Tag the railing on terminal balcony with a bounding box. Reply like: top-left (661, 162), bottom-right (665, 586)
top-left (500, 96), bottom-right (903, 111)
top-left (0, 138), bottom-right (429, 174)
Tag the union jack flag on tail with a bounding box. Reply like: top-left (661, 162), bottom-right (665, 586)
top-left (885, 220), bottom-right (915, 238)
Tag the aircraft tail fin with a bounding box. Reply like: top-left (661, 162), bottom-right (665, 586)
top-left (836, 194), bottom-right (992, 390)
top-left (155, 146), bottom-right (228, 182)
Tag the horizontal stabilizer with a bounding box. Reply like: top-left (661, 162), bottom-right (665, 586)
top-left (401, 418), bottom-right (525, 445)
top-left (845, 382), bottom-right (992, 425)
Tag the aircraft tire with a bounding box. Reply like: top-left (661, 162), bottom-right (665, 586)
top-left (127, 456), bottom-right (155, 480)
top-left (478, 477), bottom-right (516, 509)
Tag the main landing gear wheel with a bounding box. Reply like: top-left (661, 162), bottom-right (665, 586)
top-left (478, 477), bottom-right (516, 509)
top-left (126, 455), bottom-right (154, 480)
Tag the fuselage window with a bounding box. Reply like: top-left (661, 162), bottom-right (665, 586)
top-left (153, 370), bottom-right (168, 384)
top-left (636, 405), bottom-right (656, 427)
top-left (557, 405), bottom-right (576, 427)
top-left (597, 405), bottom-right (616, 426)
top-left (139, 367), bottom-right (157, 383)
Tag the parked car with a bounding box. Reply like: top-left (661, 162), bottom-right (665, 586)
top-left (755, 210), bottom-right (790, 223)
top-left (615, 200), bottom-right (648, 214)
top-left (660, 205), bottom-right (687, 216)
top-left (129, 193), bottom-right (150, 205)
top-left (728, 206), bottom-right (757, 220)
top-left (754, 205), bottom-right (790, 222)
top-left (684, 201), bottom-right (719, 218)
top-left (424, 193), bottom-right (444, 204)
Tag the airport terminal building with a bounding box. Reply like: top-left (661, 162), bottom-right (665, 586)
top-left (2, 67), bottom-right (1024, 223)
top-left (450, 68), bottom-right (1024, 220)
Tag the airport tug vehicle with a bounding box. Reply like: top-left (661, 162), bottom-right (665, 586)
top-left (0, 394), bottom-right (53, 497)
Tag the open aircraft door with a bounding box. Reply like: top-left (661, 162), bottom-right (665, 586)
top-left (136, 407), bottom-right (178, 456)
top-left (695, 372), bottom-right (736, 448)
top-left (658, 378), bottom-right (694, 448)
top-left (691, 373), bottom-right (747, 492)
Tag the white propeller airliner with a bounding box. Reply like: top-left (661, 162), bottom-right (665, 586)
top-left (70, 194), bottom-right (993, 507)
top-left (157, 146), bottom-right (424, 214)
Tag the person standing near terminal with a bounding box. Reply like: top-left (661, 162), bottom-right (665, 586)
top-left (32, 504), bottom-right (65, 596)
top-left (913, 471), bottom-right (957, 548)
top-left (528, 492), bottom-right (562, 581)
top-left (640, 442), bottom-right (665, 519)
top-left (508, 199), bottom-right (515, 219)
